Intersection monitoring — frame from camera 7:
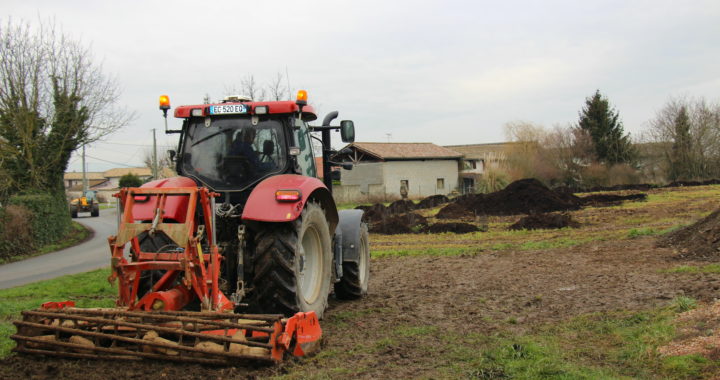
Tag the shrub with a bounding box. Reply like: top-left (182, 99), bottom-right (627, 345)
top-left (0, 191), bottom-right (71, 258)
top-left (0, 205), bottom-right (34, 259)
top-left (119, 173), bottom-right (142, 187)
top-left (477, 168), bottom-right (510, 194)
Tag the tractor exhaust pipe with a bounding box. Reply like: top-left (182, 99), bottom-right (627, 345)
top-left (321, 112), bottom-right (339, 192)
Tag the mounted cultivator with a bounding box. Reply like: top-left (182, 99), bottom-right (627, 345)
top-left (11, 90), bottom-right (370, 365)
top-left (12, 186), bottom-right (321, 363)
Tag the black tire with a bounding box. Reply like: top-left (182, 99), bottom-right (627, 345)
top-left (252, 202), bottom-right (333, 318)
top-left (70, 207), bottom-right (78, 219)
top-left (134, 231), bottom-right (177, 298)
top-left (91, 204), bottom-right (99, 217)
top-left (334, 223), bottom-right (370, 300)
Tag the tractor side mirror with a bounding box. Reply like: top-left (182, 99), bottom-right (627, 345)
top-left (340, 120), bottom-right (355, 143)
top-left (168, 150), bottom-right (177, 162)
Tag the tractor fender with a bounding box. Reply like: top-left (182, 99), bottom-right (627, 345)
top-left (242, 174), bottom-right (338, 233)
top-left (336, 209), bottom-right (365, 263)
top-left (130, 176), bottom-right (196, 222)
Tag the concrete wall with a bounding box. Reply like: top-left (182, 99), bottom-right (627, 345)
top-left (339, 163), bottom-right (384, 193)
top-left (334, 160), bottom-right (458, 203)
top-left (383, 160), bottom-right (458, 198)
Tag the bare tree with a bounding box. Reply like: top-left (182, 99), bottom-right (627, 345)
top-left (647, 97), bottom-right (720, 181)
top-left (268, 72), bottom-right (289, 101)
top-left (142, 148), bottom-right (174, 179)
top-left (0, 18), bottom-right (133, 198)
top-left (225, 73), bottom-right (290, 102)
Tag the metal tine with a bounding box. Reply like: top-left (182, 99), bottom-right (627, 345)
top-left (13, 337), bottom-right (275, 364)
top-left (14, 317), bottom-right (273, 349)
top-left (23, 310), bottom-right (276, 334)
top-left (11, 325), bottom-right (275, 361)
top-left (39, 308), bottom-right (283, 323)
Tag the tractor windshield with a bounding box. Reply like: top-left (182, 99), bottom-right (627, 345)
top-left (180, 116), bottom-right (287, 191)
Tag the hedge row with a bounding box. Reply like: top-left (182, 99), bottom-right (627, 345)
top-left (0, 191), bottom-right (71, 259)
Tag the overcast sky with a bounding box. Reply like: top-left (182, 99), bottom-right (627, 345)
top-left (3, 0), bottom-right (719, 172)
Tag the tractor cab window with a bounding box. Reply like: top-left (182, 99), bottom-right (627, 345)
top-left (181, 116), bottom-right (287, 191)
top-left (293, 118), bottom-right (316, 177)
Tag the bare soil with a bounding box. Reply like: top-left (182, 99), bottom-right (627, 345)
top-left (437, 178), bottom-right (582, 219)
top-left (3, 236), bottom-right (718, 379)
top-left (659, 208), bottom-right (720, 261)
top-left (3, 185), bottom-right (720, 379)
top-left (509, 212), bottom-right (580, 230)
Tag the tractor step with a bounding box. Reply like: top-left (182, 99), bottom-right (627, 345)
top-left (11, 305), bottom-right (322, 365)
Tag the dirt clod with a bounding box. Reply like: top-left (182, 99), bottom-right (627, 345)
top-left (416, 194), bottom-right (450, 209)
top-left (369, 213), bottom-right (427, 234)
top-left (438, 178), bottom-right (581, 219)
top-left (659, 208), bottom-right (720, 260)
top-left (424, 222), bottom-right (479, 234)
top-left (509, 213), bottom-right (580, 230)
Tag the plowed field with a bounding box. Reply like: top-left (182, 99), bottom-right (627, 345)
top-left (3, 185), bottom-right (720, 379)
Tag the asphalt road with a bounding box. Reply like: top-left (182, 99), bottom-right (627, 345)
top-left (0, 208), bottom-right (118, 289)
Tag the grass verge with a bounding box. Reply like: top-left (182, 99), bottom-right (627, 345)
top-left (274, 305), bottom-right (718, 379)
top-left (0, 268), bottom-right (115, 358)
top-left (0, 221), bottom-right (91, 265)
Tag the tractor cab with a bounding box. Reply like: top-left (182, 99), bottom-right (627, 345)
top-left (168, 95), bottom-right (322, 195)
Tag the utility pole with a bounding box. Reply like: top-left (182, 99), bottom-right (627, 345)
top-left (152, 129), bottom-right (158, 179)
top-left (82, 145), bottom-right (87, 193)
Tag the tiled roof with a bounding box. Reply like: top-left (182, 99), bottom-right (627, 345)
top-left (349, 142), bottom-right (462, 160)
top-left (103, 167), bottom-right (152, 178)
top-left (444, 143), bottom-right (515, 159)
top-left (64, 171), bottom-right (105, 180)
top-left (67, 179), bottom-right (109, 191)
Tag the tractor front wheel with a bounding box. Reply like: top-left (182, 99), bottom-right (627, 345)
top-left (334, 222), bottom-right (370, 299)
top-left (252, 202), bottom-right (333, 318)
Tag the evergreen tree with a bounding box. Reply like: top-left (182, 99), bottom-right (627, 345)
top-left (119, 173), bottom-right (143, 188)
top-left (670, 106), bottom-right (693, 180)
top-left (577, 90), bottom-right (636, 165)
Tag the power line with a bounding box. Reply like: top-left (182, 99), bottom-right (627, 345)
top-left (94, 140), bottom-right (175, 148)
top-left (84, 154), bottom-right (142, 168)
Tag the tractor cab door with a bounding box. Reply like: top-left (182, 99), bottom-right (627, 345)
top-left (293, 119), bottom-right (317, 178)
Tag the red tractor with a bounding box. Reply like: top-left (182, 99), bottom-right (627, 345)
top-left (12, 91), bottom-right (369, 364)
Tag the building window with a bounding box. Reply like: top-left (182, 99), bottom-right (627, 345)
top-left (437, 178), bottom-right (445, 190)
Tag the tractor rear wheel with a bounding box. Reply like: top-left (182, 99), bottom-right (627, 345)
top-left (70, 207), bottom-right (78, 219)
top-left (334, 223), bottom-right (370, 299)
top-left (252, 202), bottom-right (332, 318)
top-left (91, 204), bottom-right (99, 217)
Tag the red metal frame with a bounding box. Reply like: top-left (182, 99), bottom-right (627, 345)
top-left (108, 187), bottom-right (233, 312)
top-left (242, 175), bottom-right (332, 221)
top-left (174, 100), bottom-right (317, 120)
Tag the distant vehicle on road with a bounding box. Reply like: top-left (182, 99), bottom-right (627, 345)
top-left (69, 190), bottom-right (99, 218)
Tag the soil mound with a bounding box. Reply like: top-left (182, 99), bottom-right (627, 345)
top-left (416, 194), bottom-right (450, 209)
top-left (356, 203), bottom-right (387, 223)
top-left (424, 222), bottom-right (479, 234)
top-left (579, 193), bottom-right (647, 207)
top-left (369, 213), bottom-right (428, 234)
top-left (387, 199), bottom-right (416, 214)
top-left (658, 208), bottom-right (720, 260)
top-left (509, 213), bottom-right (580, 230)
top-left (436, 201), bottom-right (474, 219)
top-left (437, 178), bottom-right (581, 218)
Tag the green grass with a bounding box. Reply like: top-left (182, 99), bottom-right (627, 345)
top-left (0, 268), bottom-right (115, 358)
top-left (277, 304), bottom-right (718, 379)
top-left (671, 296), bottom-right (698, 312)
top-left (0, 221), bottom-right (90, 265)
top-left (663, 264), bottom-right (720, 274)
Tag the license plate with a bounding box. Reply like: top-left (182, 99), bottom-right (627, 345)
top-left (208, 104), bottom-right (248, 115)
